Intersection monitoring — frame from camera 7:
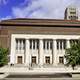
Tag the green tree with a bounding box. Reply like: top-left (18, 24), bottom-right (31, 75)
top-left (0, 47), bottom-right (8, 67)
top-left (65, 41), bottom-right (80, 70)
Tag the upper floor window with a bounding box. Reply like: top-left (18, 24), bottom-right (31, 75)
top-left (16, 39), bottom-right (25, 50)
top-left (57, 39), bottom-right (66, 50)
top-left (30, 39), bottom-right (39, 50)
top-left (70, 12), bottom-right (76, 14)
top-left (70, 39), bottom-right (78, 45)
top-left (43, 39), bottom-right (53, 50)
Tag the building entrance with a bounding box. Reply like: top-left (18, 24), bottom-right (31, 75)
top-left (45, 56), bottom-right (50, 64)
top-left (17, 56), bottom-right (22, 64)
top-left (32, 56), bottom-right (36, 64)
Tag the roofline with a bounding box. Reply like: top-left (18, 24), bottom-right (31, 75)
top-left (0, 18), bottom-right (80, 27)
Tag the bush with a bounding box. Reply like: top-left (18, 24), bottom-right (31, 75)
top-left (0, 47), bottom-right (8, 67)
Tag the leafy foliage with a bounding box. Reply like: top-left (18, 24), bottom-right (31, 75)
top-left (0, 47), bottom-right (8, 67)
top-left (65, 41), bottom-right (80, 70)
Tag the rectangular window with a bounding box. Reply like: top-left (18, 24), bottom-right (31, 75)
top-left (43, 39), bottom-right (53, 50)
top-left (33, 40), bottom-right (35, 49)
top-left (30, 40), bottom-right (32, 49)
top-left (70, 12), bottom-right (76, 14)
top-left (30, 39), bottom-right (39, 50)
top-left (16, 39), bottom-right (18, 50)
top-left (19, 40), bottom-right (21, 50)
top-left (32, 56), bottom-right (36, 64)
top-left (37, 40), bottom-right (39, 49)
top-left (45, 56), bottom-right (50, 64)
top-left (60, 40), bottom-right (62, 49)
top-left (59, 57), bottom-right (64, 64)
top-left (57, 40), bottom-right (66, 50)
top-left (23, 40), bottom-right (25, 49)
top-left (57, 41), bottom-right (59, 49)
top-left (43, 40), bottom-right (45, 49)
top-left (50, 41), bottom-right (53, 49)
top-left (16, 39), bottom-right (25, 50)
top-left (70, 39), bottom-right (78, 45)
top-left (47, 41), bottom-right (49, 49)
top-left (17, 56), bottom-right (23, 64)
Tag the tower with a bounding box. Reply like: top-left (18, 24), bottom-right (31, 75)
top-left (64, 5), bottom-right (78, 20)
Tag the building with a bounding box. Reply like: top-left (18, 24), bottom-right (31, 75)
top-left (64, 5), bottom-right (78, 20)
top-left (0, 18), bottom-right (80, 68)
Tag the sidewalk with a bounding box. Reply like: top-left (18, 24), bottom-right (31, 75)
top-left (0, 66), bottom-right (80, 74)
top-left (0, 66), bottom-right (80, 79)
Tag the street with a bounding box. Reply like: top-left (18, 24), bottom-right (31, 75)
top-left (1, 74), bottom-right (80, 80)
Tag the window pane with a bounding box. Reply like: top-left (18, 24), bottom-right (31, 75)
top-left (57, 40), bottom-right (59, 50)
top-left (45, 56), bottom-right (50, 64)
top-left (47, 41), bottom-right (49, 49)
top-left (33, 40), bottom-right (35, 49)
top-left (63, 40), bottom-right (66, 49)
top-left (16, 39), bottom-right (18, 50)
top-left (50, 41), bottom-right (53, 49)
top-left (37, 40), bottom-right (39, 49)
top-left (30, 40), bottom-right (32, 49)
top-left (32, 56), bottom-right (36, 64)
top-left (43, 40), bottom-right (45, 49)
top-left (23, 40), bottom-right (25, 49)
top-left (60, 40), bottom-right (63, 49)
top-left (19, 40), bottom-right (21, 50)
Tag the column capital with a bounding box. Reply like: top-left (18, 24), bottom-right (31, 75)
top-left (66, 39), bottom-right (70, 40)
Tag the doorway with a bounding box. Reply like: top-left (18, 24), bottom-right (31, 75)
top-left (17, 56), bottom-right (23, 64)
top-left (45, 56), bottom-right (50, 64)
top-left (32, 56), bottom-right (36, 64)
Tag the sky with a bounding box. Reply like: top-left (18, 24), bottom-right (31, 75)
top-left (0, 0), bottom-right (80, 20)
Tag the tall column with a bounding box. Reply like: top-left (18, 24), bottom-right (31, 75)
top-left (21, 40), bottom-right (24, 50)
top-left (66, 39), bottom-right (70, 48)
top-left (64, 39), bottom-right (70, 64)
top-left (39, 39), bottom-right (43, 67)
top-left (35, 40), bottom-right (37, 50)
top-left (32, 40), bottom-right (33, 50)
top-left (10, 36), bottom-right (16, 64)
top-left (25, 39), bottom-right (30, 67)
top-left (53, 39), bottom-right (57, 66)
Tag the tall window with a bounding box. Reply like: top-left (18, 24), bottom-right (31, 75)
top-left (16, 39), bottom-right (25, 50)
top-left (43, 39), bottom-right (53, 50)
top-left (57, 40), bottom-right (66, 50)
top-left (70, 39), bottom-right (78, 45)
top-left (30, 39), bottom-right (39, 50)
top-left (59, 57), bottom-right (64, 64)
top-left (32, 56), bottom-right (36, 64)
top-left (16, 39), bottom-right (18, 50)
top-left (45, 56), bottom-right (50, 64)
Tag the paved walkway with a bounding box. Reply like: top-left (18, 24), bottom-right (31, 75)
top-left (0, 66), bottom-right (80, 79)
top-left (0, 66), bottom-right (80, 74)
top-left (4, 78), bottom-right (80, 80)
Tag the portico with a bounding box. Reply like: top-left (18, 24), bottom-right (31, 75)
top-left (10, 34), bottom-right (80, 67)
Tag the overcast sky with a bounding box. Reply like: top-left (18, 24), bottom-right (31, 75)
top-left (0, 0), bottom-right (80, 20)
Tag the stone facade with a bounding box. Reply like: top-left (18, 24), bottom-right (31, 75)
top-left (0, 18), bottom-right (80, 67)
